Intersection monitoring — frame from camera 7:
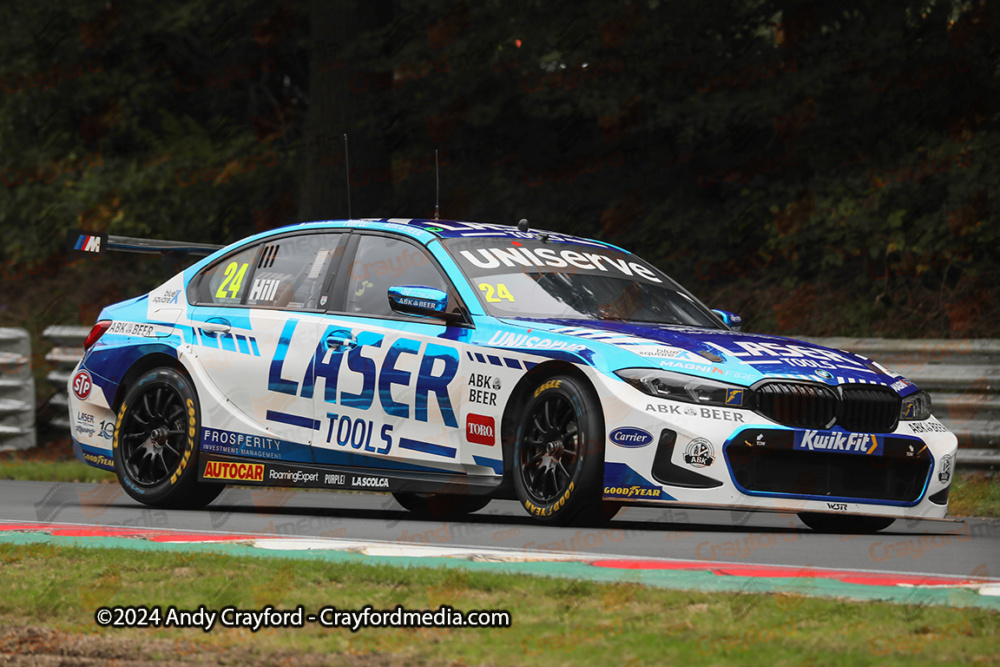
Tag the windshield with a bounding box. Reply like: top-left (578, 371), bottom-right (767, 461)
top-left (442, 237), bottom-right (720, 327)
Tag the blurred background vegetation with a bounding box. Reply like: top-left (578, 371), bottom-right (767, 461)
top-left (0, 0), bottom-right (996, 346)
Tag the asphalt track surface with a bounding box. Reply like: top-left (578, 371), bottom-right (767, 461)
top-left (3, 479), bottom-right (999, 582)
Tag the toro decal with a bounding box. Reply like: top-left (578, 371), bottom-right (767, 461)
top-left (609, 427), bottom-right (654, 448)
top-left (466, 414), bottom-right (495, 446)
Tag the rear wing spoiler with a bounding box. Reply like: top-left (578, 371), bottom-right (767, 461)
top-left (68, 229), bottom-right (222, 257)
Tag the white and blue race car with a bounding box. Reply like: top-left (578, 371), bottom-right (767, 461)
top-left (68, 219), bottom-right (956, 531)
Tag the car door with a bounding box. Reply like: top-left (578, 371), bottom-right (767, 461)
top-left (309, 232), bottom-right (474, 474)
top-left (186, 231), bottom-right (346, 464)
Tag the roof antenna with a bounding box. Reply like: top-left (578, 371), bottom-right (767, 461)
top-left (344, 134), bottom-right (352, 220)
top-left (434, 149), bottom-right (440, 220)
top-left (517, 218), bottom-right (529, 232)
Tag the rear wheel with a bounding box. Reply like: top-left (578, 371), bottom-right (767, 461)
top-left (797, 512), bottom-right (895, 534)
top-left (113, 368), bottom-right (224, 509)
top-left (392, 492), bottom-right (491, 519)
top-left (513, 375), bottom-right (607, 525)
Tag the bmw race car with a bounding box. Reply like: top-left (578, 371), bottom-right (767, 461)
top-left (68, 218), bottom-right (957, 531)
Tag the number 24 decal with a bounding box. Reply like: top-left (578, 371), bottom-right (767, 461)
top-left (478, 283), bottom-right (514, 302)
top-left (216, 262), bottom-right (248, 300)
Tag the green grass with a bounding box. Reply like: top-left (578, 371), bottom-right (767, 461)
top-left (0, 543), bottom-right (996, 666)
top-left (950, 472), bottom-right (1000, 518)
top-left (0, 459), bottom-right (115, 483)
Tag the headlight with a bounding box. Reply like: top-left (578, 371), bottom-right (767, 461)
top-left (900, 389), bottom-right (932, 421)
top-left (615, 369), bottom-right (749, 408)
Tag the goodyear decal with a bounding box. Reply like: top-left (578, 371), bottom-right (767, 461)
top-left (603, 484), bottom-right (662, 498)
top-left (170, 398), bottom-right (195, 485)
top-left (524, 481), bottom-right (575, 517)
top-left (79, 445), bottom-right (115, 471)
top-left (602, 462), bottom-right (674, 501)
top-left (112, 401), bottom-right (126, 450)
top-left (203, 460), bottom-right (265, 482)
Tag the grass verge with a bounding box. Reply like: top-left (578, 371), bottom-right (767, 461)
top-left (949, 472), bottom-right (1000, 518)
top-left (0, 542), bottom-right (997, 666)
top-left (0, 439), bottom-right (115, 483)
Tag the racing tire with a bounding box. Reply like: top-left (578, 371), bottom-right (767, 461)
top-left (113, 368), bottom-right (224, 509)
top-left (392, 492), bottom-right (492, 519)
top-left (797, 512), bottom-right (895, 534)
top-left (513, 375), bottom-right (606, 526)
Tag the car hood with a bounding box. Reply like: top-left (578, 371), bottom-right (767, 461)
top-left (498, 317), bottom-right (915, 394)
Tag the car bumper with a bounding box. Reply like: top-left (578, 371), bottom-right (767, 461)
top-left (597, 375), bottom-right (957, 519)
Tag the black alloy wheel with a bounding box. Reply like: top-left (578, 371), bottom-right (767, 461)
top-left (113, 367), bottom-right (223, 508)
top-left (513, 375), bottom-right (609, 525)
top-left (119, 385), bottom-right (186, 486)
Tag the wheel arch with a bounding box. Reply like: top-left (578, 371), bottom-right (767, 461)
top-left (498, 360), bottom-right (603, 496)
top-left (111, 352), bottom-right (188, 415)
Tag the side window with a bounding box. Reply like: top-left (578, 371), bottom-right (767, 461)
top-left (345, 235), bottom-right (452, 318)
top-left (247, 233), bottom-right (344, 310)
top-left (197, 245), bottom-right (259, 305)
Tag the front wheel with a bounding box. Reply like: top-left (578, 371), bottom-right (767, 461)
top-left (513, 375), bottom-right (606, 525)
top-left (113, 367), bottom-right (223, 509)
top-left (797, 512), bottom-right (895, 534)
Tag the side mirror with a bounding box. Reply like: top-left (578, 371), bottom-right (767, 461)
top-left (712, 309), bottom-right (742, 331)
top-left (388, 285), bottom-right (450, 319)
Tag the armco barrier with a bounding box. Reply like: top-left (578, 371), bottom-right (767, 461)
top-left (40, 328), bottom-right (998, 468)
top-left (43, 325), bottom-right (90, 431)
top-left (0, 328), bottom-right (36, 451)
top-left (805, 337), bottom-right (1000, 468)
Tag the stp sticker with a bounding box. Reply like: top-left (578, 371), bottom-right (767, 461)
top-left (72, 370), bottom-right (93, 400)
top-left (466, 414), bottom-right (495, 446)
